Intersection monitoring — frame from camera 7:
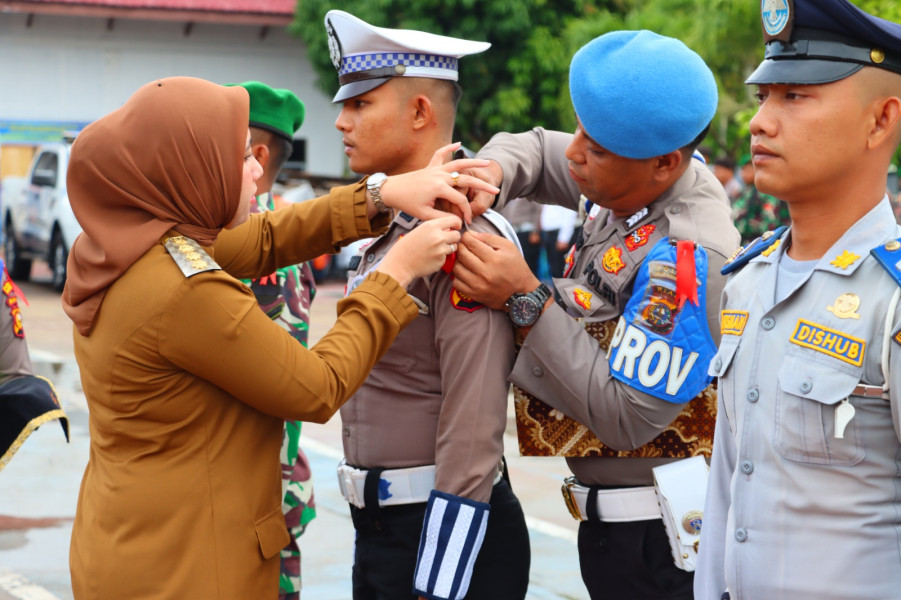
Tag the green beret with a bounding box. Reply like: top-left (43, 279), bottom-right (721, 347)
top-left (232, 81), bottom-right (305, 142)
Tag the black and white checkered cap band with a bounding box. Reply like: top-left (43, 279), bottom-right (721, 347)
top-left (339, 52), bottom-right (459, 82)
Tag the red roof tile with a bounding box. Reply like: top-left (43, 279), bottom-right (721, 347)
top-left (10, 0), bottom-right (295, 16)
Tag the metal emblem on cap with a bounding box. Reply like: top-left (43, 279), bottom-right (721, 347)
top-left (682, 510), bottom-right (703, 534)
top-left (395, 64), bottom-right (406, 75)
top-left (872, 49), bottom-right (886, 64)
top-left (326, 19), bottom-right (343, 71)
top-left (761, 0), bottom-right (790, 37)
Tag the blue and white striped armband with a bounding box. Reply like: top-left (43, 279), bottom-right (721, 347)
top-left (413, 490), bottom-right (490, 600)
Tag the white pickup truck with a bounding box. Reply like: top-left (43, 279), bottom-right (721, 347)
top-left (2, 140), bottom-right (82, 291)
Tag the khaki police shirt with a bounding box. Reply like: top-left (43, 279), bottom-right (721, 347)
top-left (479, 127), bottom-right (740, 485)
top-left (696, 198), bottom-right (901, 600)
top-left (341, 212), bottom-right (516, 504)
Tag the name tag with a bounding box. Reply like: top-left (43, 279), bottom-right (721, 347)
top-left (789, 319), bottom-right (866, 367)
top-left (720, 310), bottom-right (748, 336)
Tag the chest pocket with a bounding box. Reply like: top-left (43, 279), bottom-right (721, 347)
top-left (775, 356), bottom-right (864, 466)
top-left (709, 338), bottom-right (740, 429)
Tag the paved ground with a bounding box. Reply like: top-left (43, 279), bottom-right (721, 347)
top-left (0, 270), bottom-right (589, 599)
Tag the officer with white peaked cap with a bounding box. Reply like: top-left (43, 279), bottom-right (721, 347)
top-left (324, 10), bottom-right (531, 600)
top-left (325, 9), bottom-right (489, 102)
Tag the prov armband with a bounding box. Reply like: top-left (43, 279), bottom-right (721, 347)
top-left (607, 237), bottom-right (716, 403)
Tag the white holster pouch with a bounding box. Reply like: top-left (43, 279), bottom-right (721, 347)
top-left (652, 456), bottom-right (709, 572)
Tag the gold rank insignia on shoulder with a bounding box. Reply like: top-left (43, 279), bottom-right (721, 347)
top-left (830, 250), bottom-right (861, 270)
top-left (826, 293), bottom-right (861, 320)
top-left (162, 235), bottom-right (221, 278)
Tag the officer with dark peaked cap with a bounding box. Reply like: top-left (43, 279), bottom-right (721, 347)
top-left (324, 10), bottom-right (530, 600)
top-left (452, 30), bottom-right (739, 600)
top-left (696, 1), bottom-right (901, 599)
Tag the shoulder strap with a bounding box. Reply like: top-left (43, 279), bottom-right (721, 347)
top-left (721, 226), bottom-right (788, 275)
top-left (162, 236), bottom-right (221, 278)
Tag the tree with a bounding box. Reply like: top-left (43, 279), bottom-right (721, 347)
top-left (291, 0), bottom-right (622, 148)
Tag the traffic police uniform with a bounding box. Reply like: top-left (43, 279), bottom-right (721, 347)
top-left (325, 11), bottom-right (530, 600)
top-left (477, 31), bottom-right (739, 599)
top-left (696, 2), bottom-right (901, 599)
top-left (0, 260), bottom-right (69, 470)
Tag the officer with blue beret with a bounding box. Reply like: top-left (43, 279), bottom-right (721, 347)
top-left (452, 30), bottom-right (740, 599)
top-left (694, 1), bottom-right (901, 599)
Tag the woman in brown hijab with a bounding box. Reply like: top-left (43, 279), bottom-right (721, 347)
top-left (64, 77), bottom-right (496, 600)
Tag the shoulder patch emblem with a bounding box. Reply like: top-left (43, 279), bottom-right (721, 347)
top-left (625, 224), bottom-right (656, 252)
top-left (602, 246), bottom-right (626, 274)
top-left (2, 277), bottom-right (24, 338)
top-left (573, 288), bottom-right (592, 310)
top-left (450, 288), bottom-right (484, 313)
top-left (870, 237), bottom-right (901, 288)
top-left (789, 319), bottom-right (865, 367)
top-left (720, 310), bottom-right (748, 336)
top-left (163, 236), bottom-right (221, 278)
top-left (721, 226), bottom-right (788, 275)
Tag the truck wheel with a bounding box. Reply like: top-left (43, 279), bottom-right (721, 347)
top-left (50, 232), bottom-right (68, 292)
top-left (4, 222), bottom-right (32, 281)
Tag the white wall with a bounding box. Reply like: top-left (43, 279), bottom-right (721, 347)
top-left (0, 12), bottom-right (346, 177)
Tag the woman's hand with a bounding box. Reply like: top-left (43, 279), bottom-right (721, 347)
top-left (376, 215), bottom-right (462, 288)
top-left (377, 143), bottom-right (500, 225)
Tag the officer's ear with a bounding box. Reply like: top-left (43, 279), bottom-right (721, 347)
top-left (867, 95), bottom-right (901, 152)
top-left (411, 93), bottom-right (434, 132)
top-left (651, 149), bottom-right (684, 182)
top-left (252, 143), bottom-right (271, 171)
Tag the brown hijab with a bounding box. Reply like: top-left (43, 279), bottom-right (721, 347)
top-left (62, 77), bottom-right (249, 335)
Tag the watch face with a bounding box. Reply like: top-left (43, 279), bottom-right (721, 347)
top-left (510, 297), bottom-right (540, 327)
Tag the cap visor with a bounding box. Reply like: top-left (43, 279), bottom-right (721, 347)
top-left (331, 77), bottom-right (392, 103)
top-left (745, 58), bottom-right (863, 85)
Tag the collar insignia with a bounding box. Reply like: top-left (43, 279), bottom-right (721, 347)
top-left (625, 207), bottom-right (649, 229)
top-left (625, 224), bottom-right (656, 252)
top-left (830, 250), bottom-right (861, 270)
top-left (760, 239), bottom-right (781, 257)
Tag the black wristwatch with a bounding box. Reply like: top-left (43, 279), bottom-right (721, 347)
top-left (505, 283), bottom-right (552, 327)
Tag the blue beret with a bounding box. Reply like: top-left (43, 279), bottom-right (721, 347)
top-left (748, 0), bottom-right (901, 85)
top-left (569, 30), bottom-right (717, 160)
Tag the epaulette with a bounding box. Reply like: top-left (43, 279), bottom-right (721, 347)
top-left (163, 235), bottom-right (221, 278)
top-left (870, 238), bottom-right (901, 288)
top-left (721, 226), bottom-right (788, 275)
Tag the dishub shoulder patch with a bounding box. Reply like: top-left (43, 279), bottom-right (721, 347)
top-left (163, 236), bottom-right (221, 278)
top-left (721, 226), bottom-right (788, 275)
top-left (870, 237), bottom-right (901, 288)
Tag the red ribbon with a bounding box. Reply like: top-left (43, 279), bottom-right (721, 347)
top-left (675, 240), bottom-right (698, 309)
top-left (441, 252), bottom-right (457, 275)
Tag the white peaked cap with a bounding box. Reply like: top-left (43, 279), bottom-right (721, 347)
top-left (325, 9), bottom-right (491, 102)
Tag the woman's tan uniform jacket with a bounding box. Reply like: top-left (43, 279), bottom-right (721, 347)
top-left (69, 185), bottom-right (415, 599)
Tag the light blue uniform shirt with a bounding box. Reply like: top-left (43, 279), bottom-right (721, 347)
top-left (696, 197), bottom-right (901, 600)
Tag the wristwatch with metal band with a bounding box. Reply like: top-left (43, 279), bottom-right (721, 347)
top-left (505, 282), bottom-right (552, 327)
top-left (366, 172), bottom-right (390, 214)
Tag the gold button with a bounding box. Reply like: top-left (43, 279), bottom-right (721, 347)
top-left (886, 240), bottom-right (901, 251)
top-left (395, 64), bottom-right (406, 75)
top-left (871, 48), bottom-right (885, 64)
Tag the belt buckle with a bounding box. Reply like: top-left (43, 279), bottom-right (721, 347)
top-left (337, 464), bottom-right (364, 508)
top-left (561, 475), bottom-right (583, 521)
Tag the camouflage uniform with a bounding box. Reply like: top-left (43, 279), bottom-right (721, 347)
top-left (731, 184), bottom-right (791, 245)
top-left (242, 193), bottom-right (317, 600)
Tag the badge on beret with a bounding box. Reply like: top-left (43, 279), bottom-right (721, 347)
top-left (326, 18), bottom-right (343, 71)
top-left (602, 246), bottom-right (626, 275)
top-left (625, 224), bottom-right (656, 252)
top-left (450, 288), bottom-right (483, 313)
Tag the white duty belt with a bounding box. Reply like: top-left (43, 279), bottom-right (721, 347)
top-left (561, 477), bottom-right (661, 522)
